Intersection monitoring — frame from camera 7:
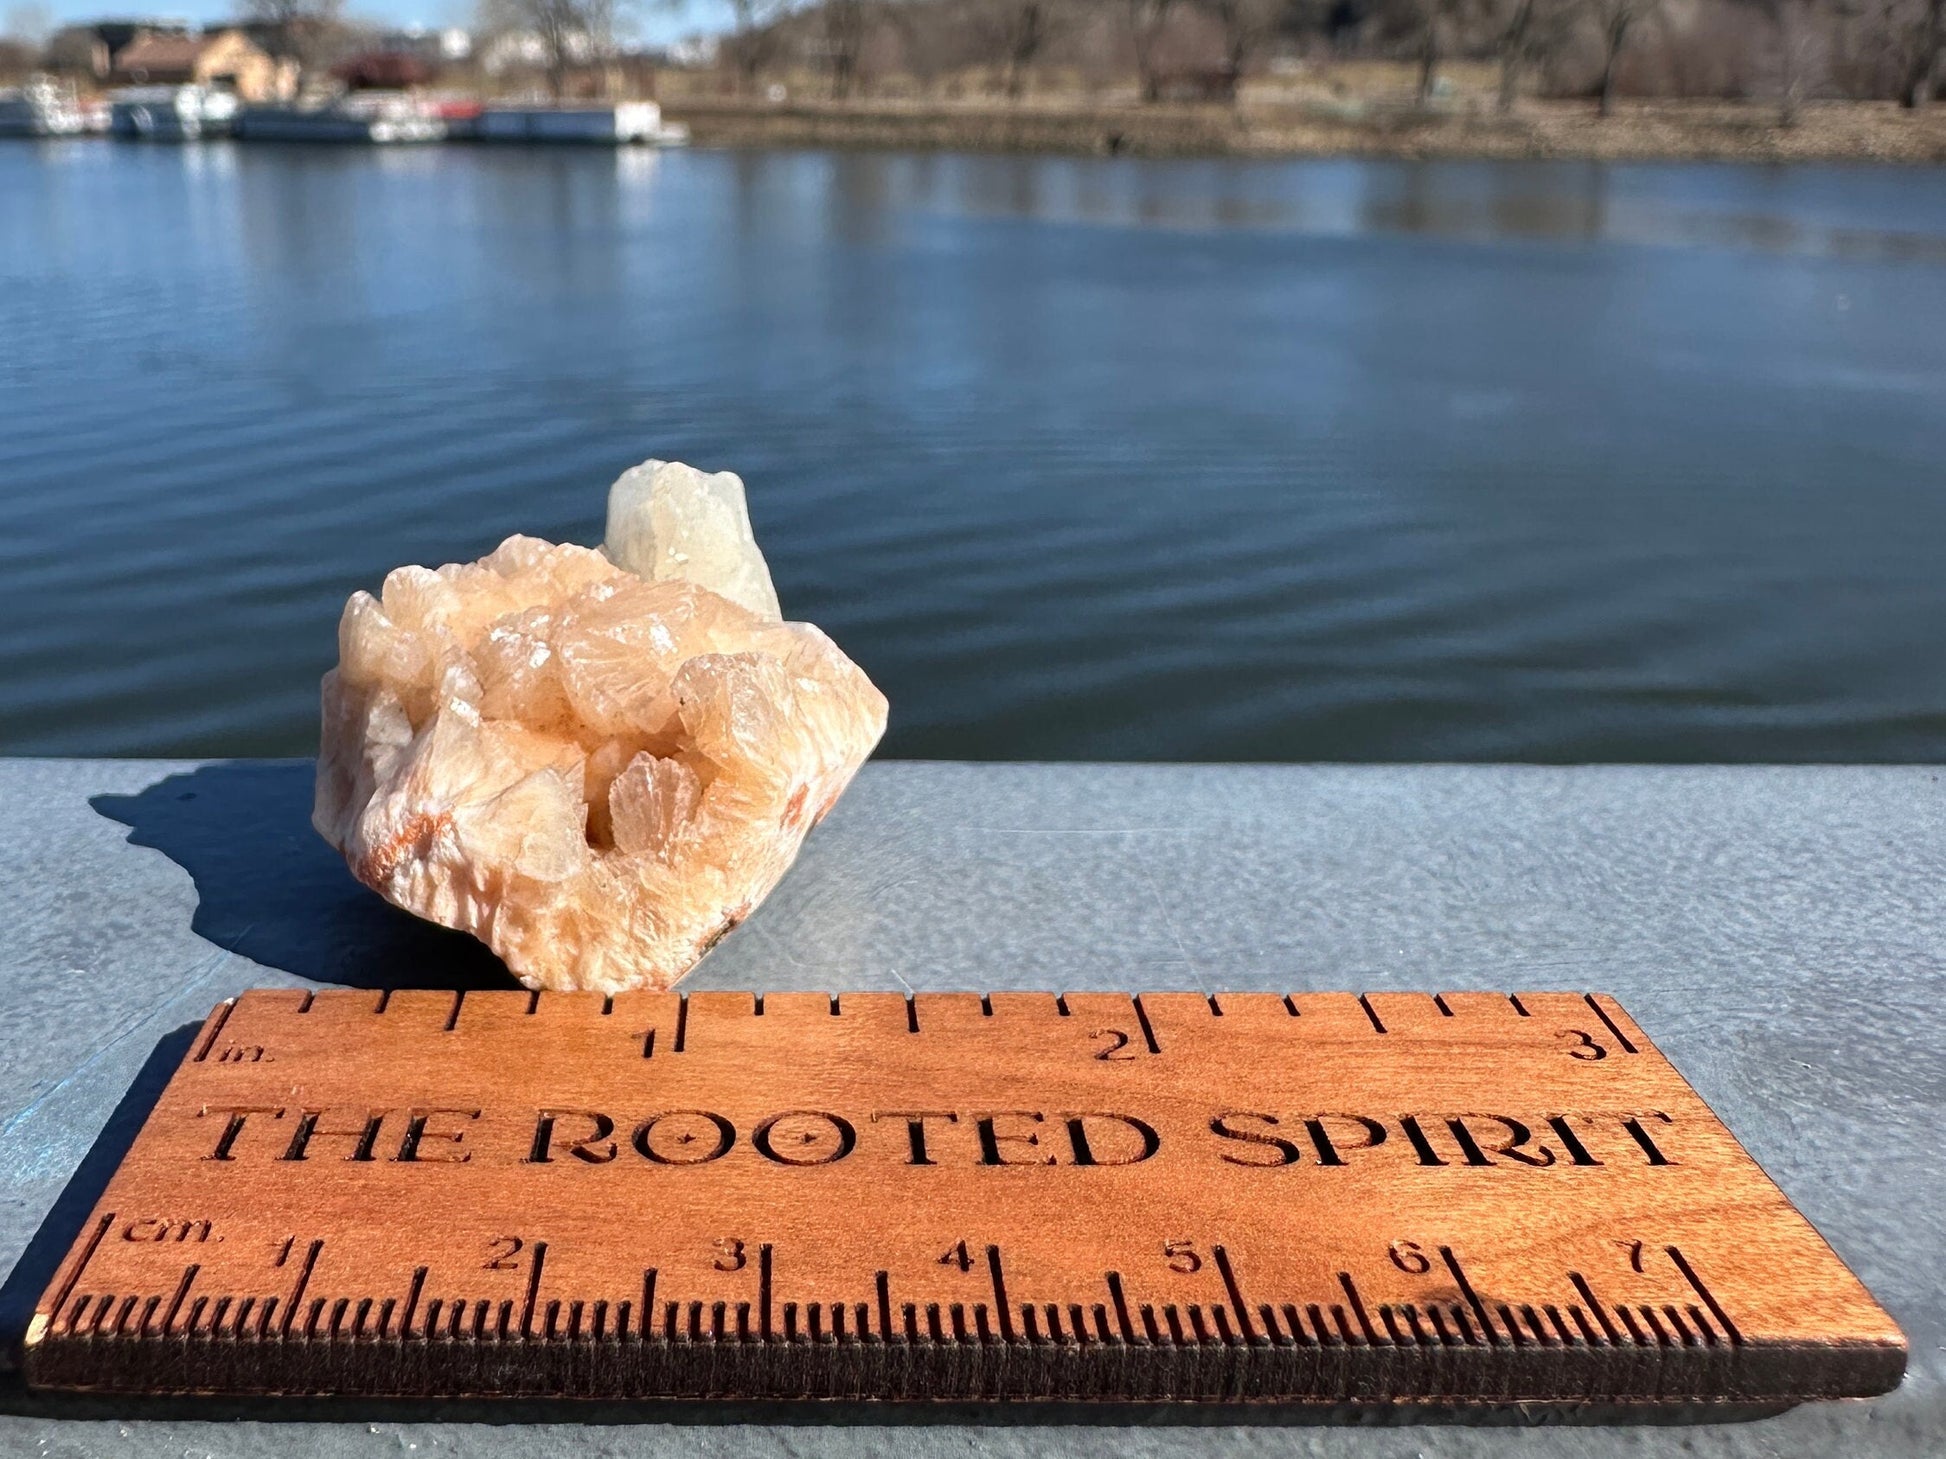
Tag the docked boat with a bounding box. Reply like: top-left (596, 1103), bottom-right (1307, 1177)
top-left (109, 85), bottom-right (238, 141)
top-left (233, 92), bottom-right (445, 144)
top-left (471, 101), bottom-right (687, 146)
top-left (0, 77), bottom-right (87, 138)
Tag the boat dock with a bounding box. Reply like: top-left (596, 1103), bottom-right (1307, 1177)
top-left (0, 88), bottom-right (688, 146)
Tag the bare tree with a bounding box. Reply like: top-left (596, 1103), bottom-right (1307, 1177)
top-left (1199, 0), bottom-right (1281, 99)
top-left (1494, 0), bottom-right (1534, 107)
top-left (824, 0), bottom-right (867, 97)
top-left (243, 0), bottom-right (348, 91)
top-left (484, 0), bottom-right (622, 98)
top-left (1904, 0), bottom-right (1943, 104)
top-left (1126, 0), bottom-right (1177, 101)
top-left (1396, 0), bottom-right (1472, 106)
top-left (1769, 0), bottom-right (1825, 120)
top-left (974, 0), bottom-right (1068, 99)
top-left (1582, 0), bottom-right (1659, 115)
top-left (1416, 0), bottom-right (1441, 103)
top-left (1490, 0), bottom-right (1578, 110)
top-left (724, 0), bottom-right (794, 94)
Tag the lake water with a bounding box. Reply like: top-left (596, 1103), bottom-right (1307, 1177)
top-left (4, 142), bottom-right (1946, 762)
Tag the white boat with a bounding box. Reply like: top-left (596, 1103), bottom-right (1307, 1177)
top-left (234, 93), bottom-right (445, 144)
top-left (472, 101), bottom-right (687, 146)
top-left (109, 85), bottom-right (238, 141)
top-left (0, 77), bottom-right (87, 138)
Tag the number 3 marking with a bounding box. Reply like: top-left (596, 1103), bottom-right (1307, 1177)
top-left (1559, 1029), bottom-right (1608, 1060)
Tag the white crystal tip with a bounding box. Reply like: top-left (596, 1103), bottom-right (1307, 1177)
top-left (603, 458), bottom-right (782, 622)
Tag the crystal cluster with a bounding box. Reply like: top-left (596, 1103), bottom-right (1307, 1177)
top-left (313, 460), bottom-right (888, 993)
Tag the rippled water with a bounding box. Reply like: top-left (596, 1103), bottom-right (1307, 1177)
top-left (4, 143), bottom-right (1946, 761)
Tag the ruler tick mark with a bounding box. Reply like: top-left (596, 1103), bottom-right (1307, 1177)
top-left (400, 1267), bottom-right (426, 1340)
top-left (1357, 995), bottom-right (1387, 1034)
top-left (1496, 1302), bottom-right (1524, 1345)
top-left (1667, 1245), bottom-right (1743, 1345)
top-left (986, 1246), bottom-right (1015, 1341)
top-left (1439, 1246), bottom-right (1501, 1347)
top-left (1583, 995), bottom-right (1638, 1054)
top-left (1337, 1273), bottom-right (1380, 1345)
top-left (1569, 1272), bottom-right (1621, 1345)
top-left (758, 1243), bottom-right (773, 1342)
top-left (279, 1241), bottom-right (321, 1338)
top-left (160, 1269), bottom-right (197, 1337)
top-left (1212, 1246), bottom-right (1258, 1343)
top-left (1131, 996), bottom-right (1161, 1055)
top-left (1105, 1272), bottom-right (1136, 1343)
top-left (41, 1212), bottom-right (113, 1335)
top-left (191, 1003), bottom-right (234, 1061)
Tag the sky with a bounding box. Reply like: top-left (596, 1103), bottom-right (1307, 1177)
top-left (15, 0), bottom-right (735, 48)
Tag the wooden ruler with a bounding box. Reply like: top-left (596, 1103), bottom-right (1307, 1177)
top-left (25, 988), bottom-right (1903, 1405)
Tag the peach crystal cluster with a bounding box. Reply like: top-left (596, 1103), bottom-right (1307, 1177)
top-left (313, 460), bottom-right (888, 993)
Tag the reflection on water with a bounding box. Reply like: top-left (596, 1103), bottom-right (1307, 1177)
top-left (865, 151), bottom-right (1946, 261)
top-left (2, 143), bottom-right (1945, 761)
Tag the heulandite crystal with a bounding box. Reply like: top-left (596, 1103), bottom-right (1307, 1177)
top-left (313, 460), bottom-right (888, 993)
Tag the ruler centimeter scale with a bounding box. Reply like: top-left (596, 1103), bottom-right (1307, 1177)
top-left (25, 987), bottom-right (1904, 1404)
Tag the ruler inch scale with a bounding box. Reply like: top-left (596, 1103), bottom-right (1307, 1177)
top-left (25, 987), bottom-right (1903, 1405)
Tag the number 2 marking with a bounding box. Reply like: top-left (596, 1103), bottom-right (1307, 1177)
top-left (1093, 1029), bottom-right (1135, 1060)
top-left (485, 1236), bottom-right (524, 1270)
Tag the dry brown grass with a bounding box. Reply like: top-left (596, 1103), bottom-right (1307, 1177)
top-left (661, 91), bottom-right (1946, 164)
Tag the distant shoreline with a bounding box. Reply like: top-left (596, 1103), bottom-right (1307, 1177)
top-left (663, 98), bottom-right (1946, 167)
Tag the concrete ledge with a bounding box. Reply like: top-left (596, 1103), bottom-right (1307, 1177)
top-left (0, 758), bottom-right (1939, 1454)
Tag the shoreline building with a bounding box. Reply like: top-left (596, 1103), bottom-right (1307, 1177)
top-left (45, 20), bottom-right (292, 101)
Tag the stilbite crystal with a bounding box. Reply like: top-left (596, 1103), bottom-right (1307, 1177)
top-left (602, 459), bottom-right (782, 622)
top-left (312, 461), bottom-right (888, 993)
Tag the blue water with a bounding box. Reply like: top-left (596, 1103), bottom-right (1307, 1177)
top-left (4, 141), bottom-right (1946, 760)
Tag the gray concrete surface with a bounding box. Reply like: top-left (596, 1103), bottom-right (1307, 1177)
top-left (0, 756), bottom-right (1938, 1457)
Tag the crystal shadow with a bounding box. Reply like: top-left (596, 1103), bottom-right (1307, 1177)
top-left (91, 762), bottom-right (517, 992)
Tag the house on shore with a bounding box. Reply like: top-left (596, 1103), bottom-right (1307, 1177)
top-left (111, 30), bottom-right (290, 100)
top-left (45, 21), bottom-right (293, 101)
